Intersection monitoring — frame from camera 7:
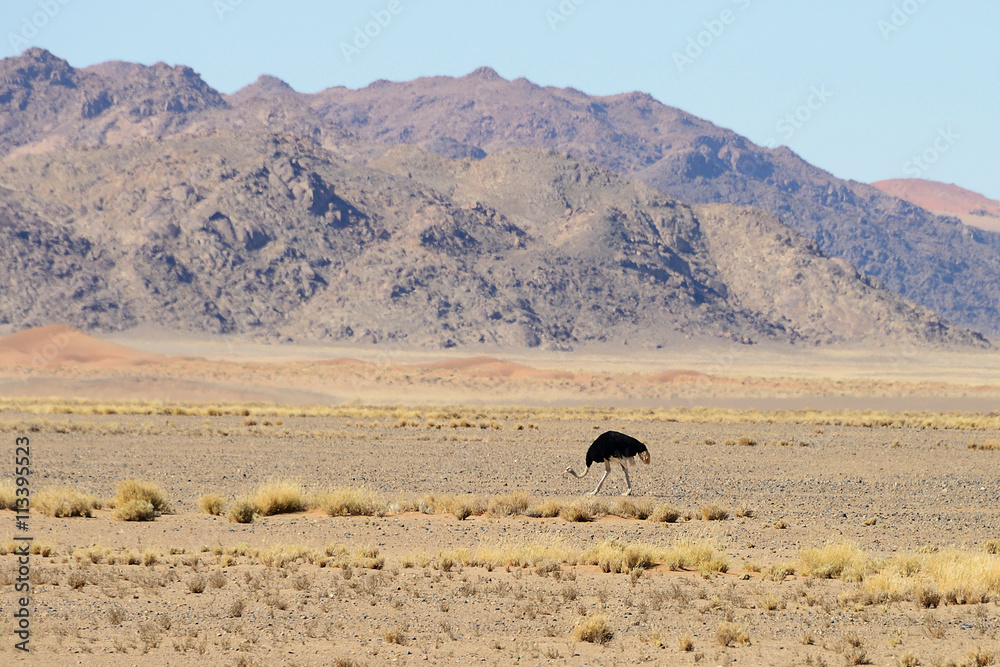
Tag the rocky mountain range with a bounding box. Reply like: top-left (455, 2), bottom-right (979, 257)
top-left (0, 48), bottom-right (992, 349)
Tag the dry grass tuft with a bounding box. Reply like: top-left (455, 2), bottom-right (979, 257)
top-left (649, 504), bottom-right (680, 523)
top-left (113, 498), bottom-right (155, 522)
top-left (963, 648), bottom-right (995, 667)
top-left (197, 493), bottom-right (226, 516)
top-left (252, 480), bottom-right (305, 516)
top-left (572, 614), bottom-right (614, 644)
top-left (669, 540), bottom-right (729, 574)
top-left (716, 621), bottom-right (750, 646)
top-left (419, 493), bottom-right (487, 520)
top-left (33, 487), bottom-right (101, 517)
top-left (799, 543), bottom-right (868, 581)
top-left (0, 480), bottom-right (16, 510)
top-left (317, 488), bottom-right (387, 517)
top-left (559, 502), bottom-right (592, 523)
top-left (700, 504), bottom-right (729, 521)
top-left (968, 439), bottom-right (1000, 451)
top-left (227, 498), bottom-right (256, 523)
top-left (383, 626), bottom-right (408, 645)
top-left (259, 543), bottom-right (316, 568)
top-left (115, 479), bottom-right (170, 514)
top-left (679, 633), bottom-right (694, 651)
top-left (527, 499), bottom-right (563, 518)
top-left (580, 539), bottom-right (658, 574)
top-left (487, 492), bottom-right (530, 517)
top-left (610, 497), bottom-right (654, 520)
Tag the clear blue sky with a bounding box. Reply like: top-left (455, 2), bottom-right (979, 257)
top-left (4, 0), bottom-right (998, 199)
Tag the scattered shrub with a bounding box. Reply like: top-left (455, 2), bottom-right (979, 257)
top-left (649, 504), bottom-right (680, 523)
top-left (318, 488), bottom-right (387, 517)
top-left (700, 504), bottom-right (729, 521)
top-left (572, 614), bottom-right (613, 644)
top-left (0, 480), bottom-right (16, 510)
top-left (114, 498), bottom-right (155, 522)
top-left (716, 622), bottom-right (750, 646)
top-left (252, 481), bottom-right (305, 516)
top-left (33, 487), bottom-right (101, 517)
top-left (559, 502), bottom-right (592, 523)
top-left (115, 480), bottom-right (170, 514)
top-left (487, 492), bottom-right (530, 517)
top-left (198, 493), bottom-right (226, 516)
top-left (227, 498), bottom-right (256, 524)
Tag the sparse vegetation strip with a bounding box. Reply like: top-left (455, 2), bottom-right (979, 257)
top-left (2, 397), bottom-right (1000, 431)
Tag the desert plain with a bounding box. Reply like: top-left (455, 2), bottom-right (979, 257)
top-left (1, 326), bottom-right (1000, 666)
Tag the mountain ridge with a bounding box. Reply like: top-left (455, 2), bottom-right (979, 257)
top-left (0, 49), bottom-right (992, 349)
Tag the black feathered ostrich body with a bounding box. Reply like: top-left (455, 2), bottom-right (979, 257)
top-left (566, 430), bottom-right (651, 496)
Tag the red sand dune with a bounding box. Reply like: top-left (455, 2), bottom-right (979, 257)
top-left (0, 324), bottom-right (166, 368)
top-left (415, 356), bottom-right (575, 380)
top-left (872, 178), bottom-right (1000, 219)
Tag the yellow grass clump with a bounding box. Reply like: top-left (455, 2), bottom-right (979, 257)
top-left (526, 499), bottom-right (563, 518)
top-left (580, 539), bottom-right (658, 574)
top-left (716, 622), bottom-right (751, 646)
top-left (252, 480), bottom-right (306, 516)
top-left (114, 479), bottom-right (171, 514)
top-left (114, 499), bottom-right (155, 521)
top-left (418, 493), bottom-right (487, 520)
top-left (649, 504), bottom-right (681, 523)
top-left (317, 488), bottom-right (387, 517)
top-left (558, 502), bottom-right (592, 523)
top-left (33, 487), bottom-right (101, 517)
top-left (700, 504), bottom-right (729, 521)
top-left (609, 497), bottom-right (654, 520)
top-left (486, 492), bottom-right (530, 517)
top-left (197, 493), bottom-right (226, 516)
top-left (325, 544), bottom-right (385, 570)
top-left (227, 498), bottom-right (256, 524)
top-left (73, 545), bottom-right (111, 564)
top-left (0, 479), bottom-right (16, 510)
top-left (799, 543), bottom-right (869, 581)
top-left (917, 550), bottom-right (1000, 605)
top-left (665, 540), bottom-right (729, 574)
top-left (258, 543), bottom-right (317, 568)
top-left (572, 614), bottom-right (614, 644)
top-left (968, 438), bottom-right (1000, 451)
top-left (425, 538), bottom-right (577, 571)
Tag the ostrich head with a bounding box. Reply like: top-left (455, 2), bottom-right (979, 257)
top-left (638, 450), bottom-right (651, 465)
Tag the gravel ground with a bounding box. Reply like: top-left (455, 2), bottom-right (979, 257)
top-left (2, 414), bottom-right (1000, 665)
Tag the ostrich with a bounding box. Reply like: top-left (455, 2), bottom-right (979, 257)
top-left (565, 430), bottom-right (651, 496)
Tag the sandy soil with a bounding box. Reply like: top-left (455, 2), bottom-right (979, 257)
top-left (1, 326), bottom-right (1000, 665)
top-left (1, 413), bottom-right (1000, 666)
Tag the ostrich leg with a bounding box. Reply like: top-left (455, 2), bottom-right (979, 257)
top-left (620, 461), bottom-right (633, 496)
top-left (588, 460), bottom-right (612, 496)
